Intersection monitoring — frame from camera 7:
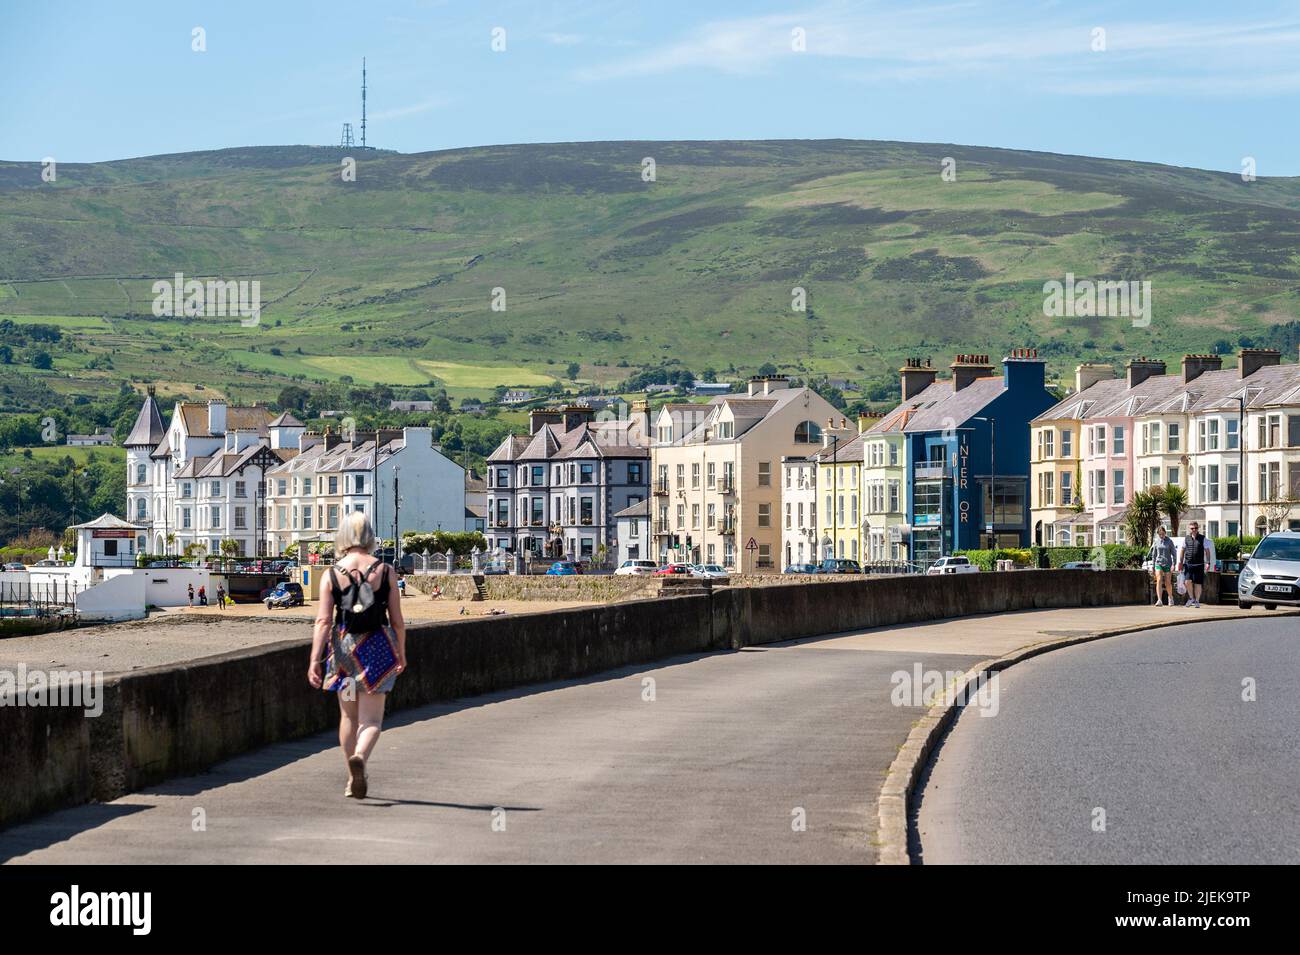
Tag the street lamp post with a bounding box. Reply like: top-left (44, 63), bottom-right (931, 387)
top-left (6, 468), bottom-right (22, 539)
top-left (1237, 394), bottom-right (1247, 538)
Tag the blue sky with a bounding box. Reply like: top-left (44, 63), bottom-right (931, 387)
top-left (5, 0), bottom-right (1300, 174)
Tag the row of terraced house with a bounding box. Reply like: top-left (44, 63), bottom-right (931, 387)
top-left (119, 346), bottom-right (1300, 572)
top-left (122, 388), bottom-right (481, 560)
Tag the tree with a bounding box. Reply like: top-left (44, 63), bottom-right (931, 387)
top-left (1261, 493), bottom-right (1298, 533)
top-left (1124, 490), bottom-right (1162, 549)
top-left (1157, 483), bottom-right (1189, 536)
top-left (566, 362), bottom-right (580, 380)
top-left (0, 344), bottom-right (11, 364)
top-left (30, 350), bottom-right (53, 370)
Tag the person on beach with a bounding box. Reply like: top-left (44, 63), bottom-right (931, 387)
top-left (1149, 525), bottom-right (1176, 606)
top-left (307, 511), bottom-right (407, 799)
top-left (187, 582), bottom-right (194, 607)
top-left (198, 585), bottom-right (207, 606)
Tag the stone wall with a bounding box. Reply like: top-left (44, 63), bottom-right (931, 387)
top-left (1, 570), bottom-right (1149, 830)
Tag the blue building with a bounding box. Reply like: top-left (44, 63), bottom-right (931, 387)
top-left (868, 352), bottom-right (1056, 568)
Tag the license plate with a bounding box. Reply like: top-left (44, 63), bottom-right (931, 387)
top-left (1264, 584), bottom-right (1292, 593)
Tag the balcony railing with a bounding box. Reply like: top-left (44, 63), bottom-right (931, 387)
top-left (913, 464), bottom-right (946, 480)
top-left (494, 519), bottom-right (510, 528)
top-left (654, 521), bottom-right (672, 536)
top-left (718, 477), bottom-right (736, 494)
top-left (653, 479), bottom-right (670, 495)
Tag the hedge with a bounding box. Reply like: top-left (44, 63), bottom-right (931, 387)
top-left (953, 548), bottom-right (1035, 570)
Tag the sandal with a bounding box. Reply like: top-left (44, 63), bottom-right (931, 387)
top-left (347, 755), bottom-right (367, 799)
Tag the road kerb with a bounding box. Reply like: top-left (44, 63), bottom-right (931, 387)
top-left (874, 607), bottom-right (1300, 865)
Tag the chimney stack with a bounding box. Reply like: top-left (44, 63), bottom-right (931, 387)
top-left (1239, 348), bottom-right (1280, 379)
top-left (748, 374), bottom-right (789, 397)
top-left (1181, 353), bottom-right (1223, 384)
top-left (562, 404), bottom-right (595, 432)
top-left (1075, 362), bottom-right (1116, 394)
top-left (1126, 357), bottom-right (1167, 389)
top-left (529, 407), bottom-right (564, 435)
top-left (207, 398), bottom-right (227, 436)
top-left (899, 358), bottom-right (937, 400)
top-left (950, 354), bottom-right (995, 392)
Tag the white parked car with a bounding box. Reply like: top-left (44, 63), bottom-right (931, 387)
top-left (1237, 531), bottom-right (1300, 610)
top-left (691, 564), bottom-right (729, 579)
top-left (615, 559), bottom-right (659, 576)
top-left (926, 556), bottom-right (980, 576)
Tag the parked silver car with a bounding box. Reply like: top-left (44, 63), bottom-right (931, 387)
top-left (1237, 531), bottom-right (1300, 609)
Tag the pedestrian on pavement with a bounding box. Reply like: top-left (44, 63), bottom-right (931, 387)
top-left (1177, 521), bottom-right (1215, 608)
top-left (187, 582), bottom-right (194, 607)
top-left (198, 585), bottom-right (207, 607)
top-left (216, 584), bottom-right (227, 610)
top-left (308, 511), bottom-right (407, 800)
top-left (1149, 526), bottom-right (1176, 606)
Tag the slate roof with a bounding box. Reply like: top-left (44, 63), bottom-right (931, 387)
top-left (613, 499), bottom-right (649, 519)
top-left (868, 377), bottom-right (1005, 435)
top-left (1034, 361), bottom-right (1300, 424)
top-left (125, 394), bottom-right (166, 447)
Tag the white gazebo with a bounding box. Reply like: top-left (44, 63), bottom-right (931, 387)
top-left (69, 513), bottom-right (149, 568)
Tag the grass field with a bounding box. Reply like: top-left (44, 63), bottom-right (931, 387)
top-left (3, 139), bottom-right (1300, 404)
top-left (0, 445), bottom-right (126, 468)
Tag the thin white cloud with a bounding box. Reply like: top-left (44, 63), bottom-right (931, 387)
top-left (370, 96), bottom-right (451, 121)
top-left (573, 2), bottom-right (1300, 98)
top-left (543, 32), bottom-right (587, 45)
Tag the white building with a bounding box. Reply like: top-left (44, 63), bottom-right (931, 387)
top-left (264, 426), bottom-right (465, 554)
top-left (125, 390), bottom-right (290, 558)
top-left (780, 455), bottom-right (818, 569)
top-left (613, 499), bottom-right (650, 564)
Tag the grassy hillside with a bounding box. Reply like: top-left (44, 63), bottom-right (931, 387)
top-left (3, 139), bottom-right (1300, 403)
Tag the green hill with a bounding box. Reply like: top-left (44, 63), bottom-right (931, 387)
top-left (3, 139), bottom-right (1300, 403)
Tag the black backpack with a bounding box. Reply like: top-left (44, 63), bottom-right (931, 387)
top-left (332, 561), bottom-right (388, 632)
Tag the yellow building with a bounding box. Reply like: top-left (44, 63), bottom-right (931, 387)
top-left (650, 376), bottom-right (839, 572)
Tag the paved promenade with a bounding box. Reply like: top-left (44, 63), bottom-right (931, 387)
top-left (1, 604), bottom-right (1278, 864)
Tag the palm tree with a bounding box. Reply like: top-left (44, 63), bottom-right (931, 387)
top-left (1124, 490), bottom-right (1161, 549)
top-left (1157, 483), bottom-right (1189, 537)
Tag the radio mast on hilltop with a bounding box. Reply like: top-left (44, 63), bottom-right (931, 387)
top-left (360, 57), bottom-right (368, 149)
top-left (339, 59), bottom-right (372, 150)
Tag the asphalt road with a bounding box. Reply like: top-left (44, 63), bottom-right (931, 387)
top-left (914, 616), bottom-right (1300, 864)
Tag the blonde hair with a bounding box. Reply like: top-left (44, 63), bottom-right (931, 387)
top-left (334, 510), bottom-right (376, 555)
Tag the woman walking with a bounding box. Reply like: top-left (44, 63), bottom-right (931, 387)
top-left (307, 512), bottom-right (407, 799)
top-left (1149, 525), bottom-right (1176, 606)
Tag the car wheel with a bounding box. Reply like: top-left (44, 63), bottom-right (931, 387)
top-left (1264, 603), bottom-right (1277, 610)
top-left (1238, 601), bottom-right (1253, 610)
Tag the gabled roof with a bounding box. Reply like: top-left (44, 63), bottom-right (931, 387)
top-left (125, 393), bottom-right (166, 447)
top-left (149, 431), bottom-right (172, 459)
top-left (71, 512), bottom-right (147, 530)
top-left (613, 499), bottom-right (649, 518)
top-left (269, 411), bottom-right (304, 428)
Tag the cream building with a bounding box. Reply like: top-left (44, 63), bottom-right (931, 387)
top-left (650, 376), bottom-right (839, 572)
